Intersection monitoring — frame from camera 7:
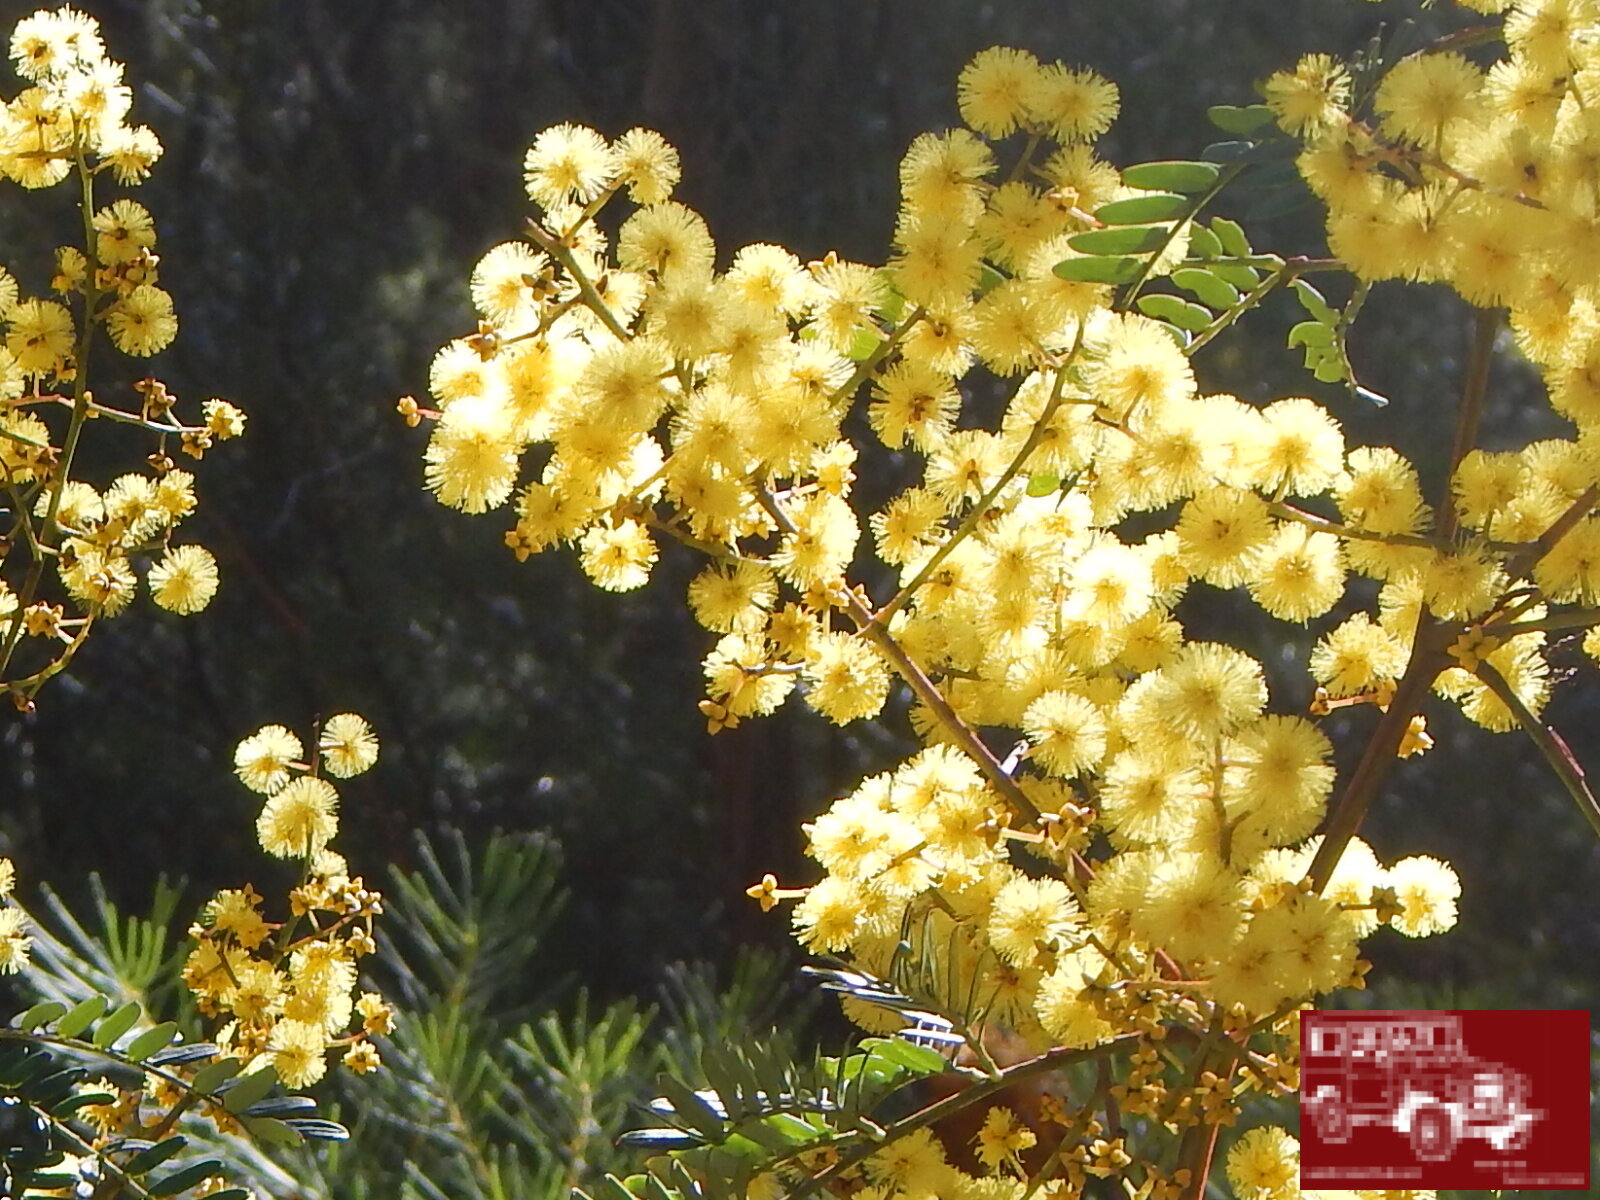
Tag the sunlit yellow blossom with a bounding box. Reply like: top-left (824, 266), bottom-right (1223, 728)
top-left (957, 46), bottom-right (1042, 138)
top-left (579, 519), bottom-right (657, 592)
top-left (269, 1019), bottom-right (328, 1089)
top-left (203, 886), bottom-right (270, 950)
top-left (617, 201), bottom-right (715, 277)
top-left (423, 394), bottom-right (521, 513)
top-left (1082, 311), bottom-right (1195, 423)
top-left (1385, 854), bottom-right (1459, 937)
top-left (974, 1105), bottom-right (1037, 1173)
top-left (1247, 524), bottom-right (1345, 622)
top-left (1376, 52), bottom-right (1485, 151)
top-left (1226, 1125), bottom-right (1299, 1200)
top-left (1026, 63), bottom-right (1119, 143)
top-left (802, 631), bottom-right (890, 724)
top-left (1264, 53), bottom-right (1351, 137)
top-left (5, 297), bottom-right (73, 375)
top-left (0, 907), bottom-right (32, 974)
top-left (257, 776), bottom-right (339, 858)
top-left (234, 724), bottom-right (302, 794)
top-left (987, 873), bottom-right (1082, 964)
top-left (99, 123), bottom-right (162, 184)
top-left (148, 544), bottom-right (218, 614)
top-left (319, 713), bottom-right (379, 778)
top-left (523, 122), bottom-right (616, 208)
top-left (612, 126), bottom-right (680, 205)
top-left (1175, 486), bottom-right (1274, 587)
top-left (1135, 850), bottom-right (1246, 961)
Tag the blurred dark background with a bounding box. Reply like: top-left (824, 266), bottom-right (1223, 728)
top-left (0, 0), bottom-right (1594, 1017)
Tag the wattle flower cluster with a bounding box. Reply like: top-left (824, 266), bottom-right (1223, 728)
top-left (181, 714), bottom-right (389, 1091)
top-left (0, 7), bottom-right (245, 709)
top-left (408, 2), bottom-right (1600, 1195)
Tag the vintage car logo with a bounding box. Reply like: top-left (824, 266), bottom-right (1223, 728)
top-left (1299, 1009), bottom-right (1590, 1191)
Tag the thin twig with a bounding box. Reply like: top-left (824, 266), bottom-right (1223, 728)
top-left (1474, 658), bottom-right (1600, 844)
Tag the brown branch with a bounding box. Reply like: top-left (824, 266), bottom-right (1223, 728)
top-left (1436, 307), bottom-right (1498, 546)
top-left (1306, 618), bottom-right (1450, 893)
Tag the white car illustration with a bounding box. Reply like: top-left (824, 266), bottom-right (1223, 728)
top-left (1302, 1013), bottom-right (1541, 1163)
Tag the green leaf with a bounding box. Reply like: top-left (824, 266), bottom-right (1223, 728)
top-left (1026, 470), bottom-right (1060, 497)
top-left (594, 1175), bottom-right (640, 1200)
top-left (52, 1090), bottom-right (117, 1116)
top-left (149, 1159), bottom-right (225, 1197)
top-left (125, 1023), bottom-right (179, 1063)
top-left (873, 270), bottom-right (906, 324)
top-left (1186, 223), bottom-right (1223, 259)
top-left (1292, 279), bottom-right (1338, 324)
top-left (656, 1075), bottom-right (724, 1141)
top-left (846, 326), bottom-right (882, 362)
top-left (125, 1136), bottom-right (188, 1175)
top-left (1170, 268), bottom-right (1242, 311)
top-left (54, 996), bottom-right (109, 1040)
top-left (645, 1168), bottom-right (684, 1200)
top-left (862, 1037), bottom-right (947, 1075)
top-left (1068, 225), bottom-right (1169, 256)
top-left (1210, 217), bottom-right (1252, 258)
top-left (25, 1172), bottom-right (79, 1191)
top-left (14, 1002), bottom-right (66, 1032)
top-left (0, 1046), bottom-right (53, 1088)
top-left (1312, 355), bottom-right (1349, 384)
top-left (1051, 255), bottom-right (1143, 284)
top-left (975, 262), bottom-right (1007, 297)
top-left (1211, 263), bottom-right (1262, 291)
top-left (1151, 320), bottom-right (1191, 349)
top-left (220, 1066), bottom-right (277, 1114)
top-left (1208, 103), bottom-right (1276, 134)
top-left (190, 1057), bottom-right (242, 1095)
top-left (92, 1001), bottom-right (142, 1049)
top-left (147, 1042), bottom-right (220, 1068)
top-left (700, 1046), bottom-right (745, 1123)
top-left (1094, 193), bottom-right (1190, 224)
top-left (1288, 320), bottom-right (1335, 349)
top-left (282, 1117), bottom-right (350, 1141)
top-left (238, 1095), bottom-right (314, 1119)
top-left (25, 1067), bottom-right (87, 1108)
top-left (735, 1119), bottom-right (800, 1153)
top-left (241, 1116), bottom-right (303, 1147)
top-left (1136, 294), bottom-right (1213, 333)
top-left (1121, 160), bottom-right (1221, 193)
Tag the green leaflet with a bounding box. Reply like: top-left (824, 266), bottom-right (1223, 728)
top-left (1094, 193), bottom-right (1190, 224)
top-left (1293, 279), bottom-right (1338, 324)
top-left (1068, 225), bottom-right (1170, 255)
top-left (91, 1000), bottom-right (142, 1048)
top-left (54, 995), bottom-right (109, 1040)
top-left (1052, 255), bottom-right (1143, 284)
top-left (1170, 268), bottom-right (1242, 311)
top-left (1207, 103), bottom-right (1276, 134)
top-left (1121, 160), bottom-right (1221, 193)
top-left (1210, 216), bottom-right (1252, 258)
top-left (1136, 294), bottom-right (1213, 332)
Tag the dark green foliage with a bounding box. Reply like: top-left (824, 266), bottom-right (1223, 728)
top-left (276, 830), bottom-right (817, 1200)
top-left (0, 988), bottom-right (345, 1199)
